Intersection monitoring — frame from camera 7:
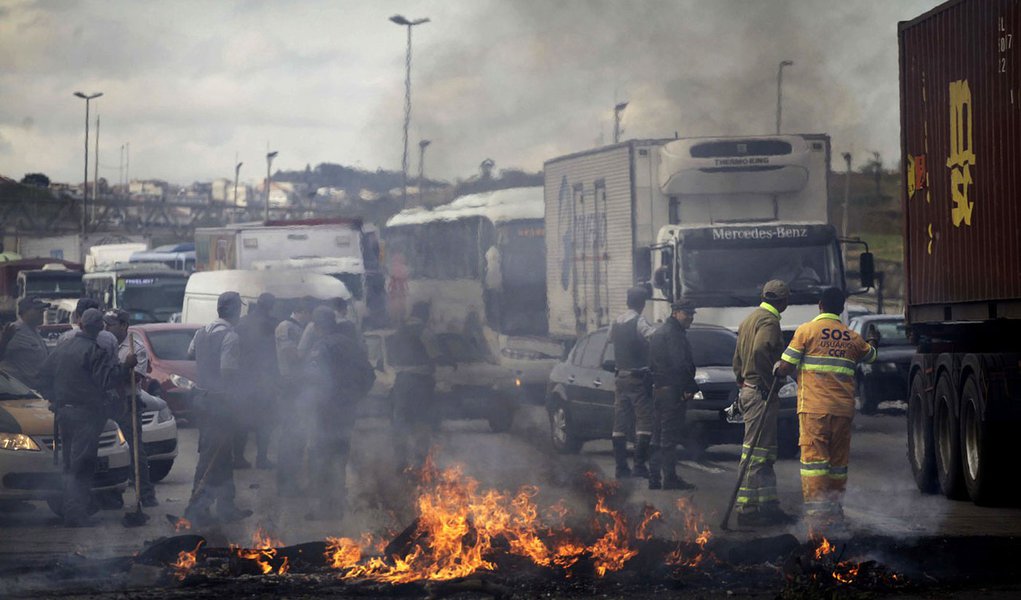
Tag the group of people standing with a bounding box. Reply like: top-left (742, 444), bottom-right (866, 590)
top-left (611, 280), bottom-right (877, 532)
top-left (183, 292), bottom-right (375, 526)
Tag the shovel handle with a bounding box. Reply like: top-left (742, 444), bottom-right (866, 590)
top-left (129, 333), bottom-right (144, 510)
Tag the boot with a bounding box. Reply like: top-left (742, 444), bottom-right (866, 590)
top-left (612, 437), bottom-right (632, 478)
top-left (661, 445), bottom-right (696, 491)
top-left (632, 434), bottom-right (651, 479)
top-left (647, 445), bottom-right (662, 489)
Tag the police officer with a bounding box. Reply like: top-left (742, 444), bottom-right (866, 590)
top-left (274, 297), bottom-right (312, 494)
top-left (184, 292), bottom-right (252, 525)
top-left (390, 306), bottom-right (436, 474)
top-left (609, 286), bottom-right (656, 479)
top-left (103, 309), bottom-right (158, 507)
top-left (36, 309), bottom-right (136, 526)
top-left (647, 299), bottom-right (698, 491)
top-left (305, 306), bottom-right (375, 520)
top-left (732, 280), bottom-right (796, 526)
top-left (235, 292), bottom-right (279, 469)
top-left (0, 296), bottom-right (52, 387)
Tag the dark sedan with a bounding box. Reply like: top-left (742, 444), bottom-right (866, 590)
top-left (545, 323), bottom-right (799, 459)
top-left (849, 314), bottom-right (914, 414)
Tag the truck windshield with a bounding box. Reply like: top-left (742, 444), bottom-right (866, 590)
top-left (680, 243), bottom-right (841, 305)
top-left (117, 276), bottom-right (187, 323)
top-left (24, 274), bottom-right (83, 298)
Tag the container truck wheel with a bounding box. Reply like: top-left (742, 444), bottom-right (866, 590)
top-left (907, 371), bottom-right (937, 493)
top-left (934, 373), bottom-right (967, 500)
top-left (960, 373), bottom-right (1001, 505)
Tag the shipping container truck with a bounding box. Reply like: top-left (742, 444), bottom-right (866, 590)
top-left (0, 259), bottom-right (83, 323)
top-left (194, 219), bottom-right (384, 325)
top-left (899, 0), bottom-right (1021, 505)
top-left (15, 233), bottom-right (150, 264)
top-left (544, 135), bottom-right (875, 340)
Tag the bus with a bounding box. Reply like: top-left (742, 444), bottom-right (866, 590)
top-left (83, 264), bottom-right (189, 324)
top-left (384, 187), bottom-right (561, 401)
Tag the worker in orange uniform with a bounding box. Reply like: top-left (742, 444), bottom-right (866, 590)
top-left (774, 287), bottom-right (877, 531)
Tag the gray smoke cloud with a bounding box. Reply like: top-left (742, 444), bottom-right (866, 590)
top-left (0, 0), bottom-right (940, 185)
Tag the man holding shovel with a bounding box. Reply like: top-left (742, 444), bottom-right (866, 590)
top-left (730, 280), bottom-right (797, 527)
top-left (104, 309), bottom-right (158, 508)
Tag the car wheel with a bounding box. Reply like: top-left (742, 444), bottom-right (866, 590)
top-left (547, 397), bottom-right (583, 454)
top-left (934, 373), bottom-right (967, 500)
top-left (858, 378), bottom-right (879, 415)
top-left (777, 416), bottom-right (800, 460)
top-left (907, 371), bottom-right (938, 493)
top-left (148, 460), bottom-right (174, 483)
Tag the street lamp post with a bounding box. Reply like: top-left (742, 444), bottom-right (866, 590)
top-left (613, 101), bottom-right (628, 144)
top-left (390, 14), bottom-right (430, 210)
top-left (775, 60), bottom-right (793, 134)
top-left (265, 151), bottom-right (278, 222)
top-left (418, 139), bottom-right (431, 206)
top-left (234, 161), bottom-right (243, 209)
top-left (73, 91), bottom-right (103, 236)
top-left (842, 152), bottom-right (853, 239)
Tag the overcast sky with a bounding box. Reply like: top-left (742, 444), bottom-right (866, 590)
top-left (0, 0), bottom-right (942, 187)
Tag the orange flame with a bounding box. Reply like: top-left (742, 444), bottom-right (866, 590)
top-left (172, 540), bottom-right (203, 581)
top-left (814, 536), bottom-right (836, 560)
top-left (665, 497), bottom-right (714, 568)
top-left (173, 517), bottom-right (192, 532)
top-left (233, 527), bottom-right (287, 575)
top-left (636, 505), bottom-right (662, 541)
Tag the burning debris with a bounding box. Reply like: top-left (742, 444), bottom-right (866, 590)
top-left (780, 535), bottom-right (907, 597)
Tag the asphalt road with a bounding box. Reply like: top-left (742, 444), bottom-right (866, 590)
top-left (1, 399), bottom-right (1018, 567)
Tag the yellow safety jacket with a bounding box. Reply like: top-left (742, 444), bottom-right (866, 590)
top-left (780, 313), bottom-right (877, 417)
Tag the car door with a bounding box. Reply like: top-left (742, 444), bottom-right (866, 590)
top-left (570, 329), bottom-right (614, 436)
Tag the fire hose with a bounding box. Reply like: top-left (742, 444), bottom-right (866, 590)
top-left (719, 375), bottom-right (783, 531)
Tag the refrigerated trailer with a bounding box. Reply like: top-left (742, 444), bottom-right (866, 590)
top-left (900, 0), bottom-right (1021, 505)
top-left (544, 135), bottom-right (874, 340)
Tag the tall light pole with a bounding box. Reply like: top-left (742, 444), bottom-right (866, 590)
top-left (418, 139), bottom-right (431, 206)
top-left (74, 91), bottom-right (103, 236)
top-left (613, 101), bottom-right (628, 144)
top-left (390, 14), bottom-right (430, 209)
top-left (775, 60), bottom-right (793, 134)
top-left (234, 160), bottom-right (243, 209)
top-left (841, 152), bottom-right (853, 239)
top-left (265, 151), bottom-right (278, 222)
top-left (93, 113), bottom-right (100, 220)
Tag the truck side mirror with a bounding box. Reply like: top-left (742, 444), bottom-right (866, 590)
top-left (858, 252), bottom-right (875, 289)
top-left (652, 266), bottom-right (673, 300)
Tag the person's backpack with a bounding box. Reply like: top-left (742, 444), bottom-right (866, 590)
top-left (324, 333), bottom-right (375, 399)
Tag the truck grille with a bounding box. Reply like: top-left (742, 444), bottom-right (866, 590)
top-left (141, 411), bottom-right (156, 426)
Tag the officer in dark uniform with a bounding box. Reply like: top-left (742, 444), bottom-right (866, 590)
top-left (235, 292), bottom-right (279, 469)
top-left (36, 309), bottom-right (136, 527)
top-left (609, 286), bottom-right (656, 479)
top-left (647, 299), bottom-right (699, 491)
top-left (389, 305), bottom-right (436, 475)
top-left (184, 292), bottom-right (252, 525)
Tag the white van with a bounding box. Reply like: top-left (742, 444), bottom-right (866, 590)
top-left (181, 270), bottom-right (351, 325)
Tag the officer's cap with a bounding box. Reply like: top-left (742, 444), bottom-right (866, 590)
top-left (671, 298), bottom-right (697, 315)
top-left (102, 309), bottom-right (130, 325)
top-left (626, 286), bottom-right (649, 307)
top-left (761, 279), bottom-right (790, 301)
top-left (18, 296), bottom-right (52, 312)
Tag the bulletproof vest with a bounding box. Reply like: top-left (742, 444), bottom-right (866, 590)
top-left (611, 314), bottom-right (647, 371)
top-left (194, 326), bottom-right (230, 393)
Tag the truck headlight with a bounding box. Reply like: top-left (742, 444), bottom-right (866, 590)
top-left (694, 369), bottom-right (710, 384)
top-left (157, 407), bottom-right (173, 423)
top-left (778, 381), bottom-right (798, 398)
top-left (169, 374), bottom-right (195, 390)
top-left (0, 433), bottom-right (41, 451)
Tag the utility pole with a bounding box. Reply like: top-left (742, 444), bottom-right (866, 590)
top-left (775, 60), bottom-right (793, 134)
top-left (418, 139), bottom-right (431, 207)
top-left (842, 152), bottom-right (852, 238)
top-left (73, 91), bottom-right (103, 237)
top-left (613, 101), bottom-right (628, 143)
top-left (265, 150), bottom-right (278, 222)
top-left (234, 158), bottom-right (243, 209)
top-left (125, 142), bottom-right (130, 192)
top-left (93, 113), bottom-right (100, 221)
top-left (390, 14), bottom-right (430, 210)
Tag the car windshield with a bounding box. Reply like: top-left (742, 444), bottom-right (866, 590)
top-left (117, 276), bottom-right (188, 323)
top-left (0, 369), bottom-right (38, 399)
top-left (145, 329), bottom-right (198, 360)
top-left (687, 328), bottom-right (737, 367)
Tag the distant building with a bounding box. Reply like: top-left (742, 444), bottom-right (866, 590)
top-left (128, 180), bottom-right (167, 201)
